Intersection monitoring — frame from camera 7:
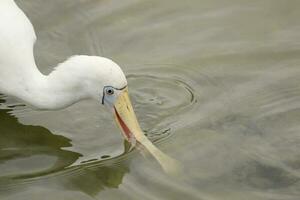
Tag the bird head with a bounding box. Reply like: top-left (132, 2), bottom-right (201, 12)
top-left (64, 55), bottom-right (143, 146)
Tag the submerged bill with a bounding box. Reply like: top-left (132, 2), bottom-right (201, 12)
top-left (114, 88), bottom-right (182, 174)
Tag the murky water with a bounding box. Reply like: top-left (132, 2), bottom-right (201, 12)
top-left (1, 0), bottom-right (300, 199)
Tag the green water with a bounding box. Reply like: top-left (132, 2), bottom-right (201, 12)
top-left (1, 0), bottom-right (300, 199)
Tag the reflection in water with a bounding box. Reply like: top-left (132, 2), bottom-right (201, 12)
top-left (61, 162), bottom-right (129, 196)
top-left (0, 105), bottom-right (80, 179)
top-left (0, 97), bottom-right (129, 197)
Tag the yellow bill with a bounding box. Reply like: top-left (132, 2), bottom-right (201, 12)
top-left (113, 87), bottom-right (181, 174)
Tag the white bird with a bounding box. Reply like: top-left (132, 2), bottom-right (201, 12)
top-left (0, 0), bottom-right (180, 174)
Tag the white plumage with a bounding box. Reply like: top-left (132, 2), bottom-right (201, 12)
top-left (0, 0), bottom-right (127, 110)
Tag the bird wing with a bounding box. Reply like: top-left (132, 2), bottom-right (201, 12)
top-left (0, 0), bottom-right (41, 97)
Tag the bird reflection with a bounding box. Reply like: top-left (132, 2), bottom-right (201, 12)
top-left (61, 163), bottom-right (129, 196)
top-left (0, 98), bottom-right (130, 197)
top-left (0, 105), bottom-right (81, 178)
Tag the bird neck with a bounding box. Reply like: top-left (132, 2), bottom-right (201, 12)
top-left (20, 63), bottom-right (90, 110)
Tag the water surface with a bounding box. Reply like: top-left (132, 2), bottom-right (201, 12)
top-left (1, 0), bottom-right (300, 199)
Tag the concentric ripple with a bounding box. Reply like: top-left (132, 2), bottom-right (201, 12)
top-left (127, 72), bottom-right (197, 141)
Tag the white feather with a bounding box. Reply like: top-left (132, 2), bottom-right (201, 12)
top-left (0, 0), bottom-right (127, 110)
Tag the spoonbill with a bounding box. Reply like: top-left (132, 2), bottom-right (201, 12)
top-left (0, 0), bottom-right (179, 174)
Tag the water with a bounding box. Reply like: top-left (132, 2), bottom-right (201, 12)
top-left (1, 0), bottom-right (300, 199)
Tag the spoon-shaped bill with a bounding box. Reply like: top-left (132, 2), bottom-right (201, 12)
top-left (113, 88), bottom-right (182, 174)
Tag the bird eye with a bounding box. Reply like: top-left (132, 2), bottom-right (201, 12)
top-left (105, 88), bottom-right (114, 95)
